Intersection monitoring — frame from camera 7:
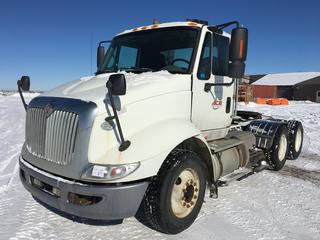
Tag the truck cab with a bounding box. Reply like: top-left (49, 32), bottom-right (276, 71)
top-left (18, 20), bottom-right (303, 234)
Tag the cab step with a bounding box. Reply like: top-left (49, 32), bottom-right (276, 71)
top-left (217, 164), bottom-right (268, 187)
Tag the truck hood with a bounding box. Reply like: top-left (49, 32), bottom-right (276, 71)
top-left (42, 71), bottom-right (190, 114)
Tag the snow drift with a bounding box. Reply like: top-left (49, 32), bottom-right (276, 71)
top-left (0, 95), bottom-right (319, 240)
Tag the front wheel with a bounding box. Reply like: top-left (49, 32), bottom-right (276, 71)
top-left (136, 150), bottom-right (206, 234)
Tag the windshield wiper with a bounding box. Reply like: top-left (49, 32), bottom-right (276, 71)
top-left (167, 70), bottom-right (186, 74)
top-left (120, 67), bottom-right (153, 73)
top-left (95, 69), bottom-right (115, 75)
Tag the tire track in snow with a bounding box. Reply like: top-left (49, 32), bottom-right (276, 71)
top-left (0, 152), bottom-right (20, 174)
top-left (198, 169), bottom-right (320, 240)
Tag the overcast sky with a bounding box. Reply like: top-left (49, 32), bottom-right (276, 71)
top-left (1, 0), bottom-right (319, 90)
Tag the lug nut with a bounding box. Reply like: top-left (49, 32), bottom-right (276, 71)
top-left (195, 188), bottom-right (198, 192)
top-left (187, 204), bottom-right (190, 208)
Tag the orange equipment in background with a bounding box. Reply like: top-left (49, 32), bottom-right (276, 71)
top-left (255, 98), bottom-right (267, 104)
top-left (254, 98), bottom-right (289, 105)
top-left (266, 98), bottom-right (281, 105)
top-left (280, 98), bottom-right (289, 105)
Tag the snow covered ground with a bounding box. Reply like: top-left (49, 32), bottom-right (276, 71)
top-left (0, 95), bottom-right (319, 240)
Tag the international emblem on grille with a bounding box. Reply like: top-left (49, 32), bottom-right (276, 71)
top-left (44, 102), bottom-right (54, 117)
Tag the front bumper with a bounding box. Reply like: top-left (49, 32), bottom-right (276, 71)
top-left (19, 157), bottom-right (149, 220)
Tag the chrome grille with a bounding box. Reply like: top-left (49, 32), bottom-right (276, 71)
top-left (26, 108), bottom-right (79, 165)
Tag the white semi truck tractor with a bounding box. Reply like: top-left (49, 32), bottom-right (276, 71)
top-left (17, 19), bottom-right (303, 234)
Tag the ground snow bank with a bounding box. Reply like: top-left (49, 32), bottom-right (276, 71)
top-left (0, 98), bottom-right (319, 240)
top-left (10, 92), bottom-right (40, 98)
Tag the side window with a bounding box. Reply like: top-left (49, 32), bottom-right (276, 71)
top-left (118, 46), bottom-right (138, 69)
top-left (197, 33), bottom-right (211, 80)
top-left (103, 45), bottom-right (117, 70)
top-left (212, 33), bottom-right (229, 76)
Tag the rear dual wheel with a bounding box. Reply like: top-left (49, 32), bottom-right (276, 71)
top-left (266, 125), bottom-right (289, 171)
top-left (287, 121), bottom-right (303, 160)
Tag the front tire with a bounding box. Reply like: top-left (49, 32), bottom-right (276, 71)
top-left (136, 150), bottom-right (206, 234)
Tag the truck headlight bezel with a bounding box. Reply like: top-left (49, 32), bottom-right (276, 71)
top-left (81, 162), bottom-right (140, 181)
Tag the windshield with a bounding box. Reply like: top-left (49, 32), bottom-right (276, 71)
top-left (98, 27), bottom-right (199, 74)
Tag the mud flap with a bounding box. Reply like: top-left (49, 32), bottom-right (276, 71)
top-left (245, 119), bottom-right (285, 150)
top-left (209, 182), bottom-right (218, 199)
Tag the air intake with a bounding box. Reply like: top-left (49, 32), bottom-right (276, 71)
top-left (25, 108), bottom-right (79, 165)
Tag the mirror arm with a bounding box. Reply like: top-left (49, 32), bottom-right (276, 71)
top-left (105, 85), bottom-right (131, 152)
top-left (208, 21), bottom-right (240, 32)
top-left (17, 82), bottom-right (28, 111)
top-left (208, 21), bottom-right (240, 35)
top-left (204, 78), bottom-right (236, 92)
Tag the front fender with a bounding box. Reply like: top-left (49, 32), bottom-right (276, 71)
top-left (88, 117), bottom-right (202, 182)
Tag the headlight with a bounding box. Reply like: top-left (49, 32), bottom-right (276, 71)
top-left (81, 162), bottom-right (140, 181)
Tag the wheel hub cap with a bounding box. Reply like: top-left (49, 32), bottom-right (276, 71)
top-left (171, 168), bottom-right (200, 218)
top-left (278, 134), bottom-right (287, 161)
top-left (295, 128), bottom-right (302, 152)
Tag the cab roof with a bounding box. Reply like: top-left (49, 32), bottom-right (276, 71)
top-left (116, 21), bottom-right (204, 36)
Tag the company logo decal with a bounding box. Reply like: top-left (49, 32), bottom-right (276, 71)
top-left (211, 99), bottom-right (222, 109)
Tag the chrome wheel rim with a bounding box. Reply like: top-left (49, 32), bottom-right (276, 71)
top-left (295, 128), bottom-right (302, 152)
top-left (278, 134), bottom-right (287, 161)
top-left (171, 168), bottom-right (200, 218)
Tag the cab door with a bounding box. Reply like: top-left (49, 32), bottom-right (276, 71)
top-left (191, 30), bottom-right (236, 140)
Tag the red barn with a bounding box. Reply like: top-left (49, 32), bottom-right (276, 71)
top-left (250, 72), bottom-right (320, 102)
